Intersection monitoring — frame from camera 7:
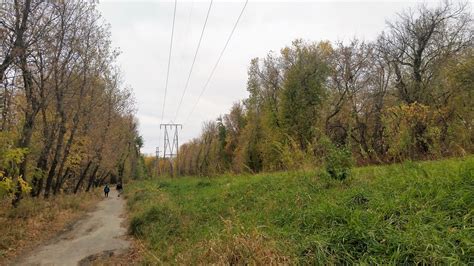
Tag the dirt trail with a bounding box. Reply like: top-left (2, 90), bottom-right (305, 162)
top-left (17, 190), bottom-right (130, 266)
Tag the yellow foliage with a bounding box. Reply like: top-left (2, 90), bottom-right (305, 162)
top-left (18, 176), bottom-right (32, 195)
top-left (0, 172), bottom-right (15, 197)
top-left (0, 175), bottom-right (32, 198)
top-left (384, 103), bottom-right (443, 160)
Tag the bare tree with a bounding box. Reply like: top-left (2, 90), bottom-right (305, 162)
top-left (379, 1), bottom-right (473, 104)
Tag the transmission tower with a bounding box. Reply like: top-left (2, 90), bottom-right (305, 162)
top-left (160, 123), bottom-right (182, 177)
top-left (160, 123), bottom-right (182, 159)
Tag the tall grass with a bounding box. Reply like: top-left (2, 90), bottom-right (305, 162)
top-left (126, 156), bottom-right (474, 264)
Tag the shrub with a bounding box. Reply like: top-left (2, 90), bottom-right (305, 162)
top-left (0, 135), bottom-right (30, 200)
top-left (384, 103), bottom-right (448, 160)
top-left (325, 145), bottom-right (352, 180)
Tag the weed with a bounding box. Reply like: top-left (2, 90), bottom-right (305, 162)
top-left (325, 145), bottom-right (353, 180)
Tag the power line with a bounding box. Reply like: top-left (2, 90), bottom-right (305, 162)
top-left (174, 0), bottom-right (213, 121)
top-left (158, 0), bottom-right (177, 151)
top-left (184, 0), bottom-right (248, 124)
top-left (177, 0), bottom-right (195, 76)
top-left (160, 0), bottom-right (177, 124)
top-left (186, 0), bottom-right (195, 30)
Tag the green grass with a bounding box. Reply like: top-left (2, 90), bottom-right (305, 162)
top-left (125, 157), bottom-right (474, 264)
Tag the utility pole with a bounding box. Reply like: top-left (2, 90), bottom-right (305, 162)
top-left (160, 123), bottom-right (182, 176)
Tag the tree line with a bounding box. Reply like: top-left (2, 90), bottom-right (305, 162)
top-left (149, 1), bottom-right (473, 177)
top-left (0, 0), bottom-right (142, 206)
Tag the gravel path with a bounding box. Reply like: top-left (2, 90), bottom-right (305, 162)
top-left (17, 190), bottom-right (130, 266)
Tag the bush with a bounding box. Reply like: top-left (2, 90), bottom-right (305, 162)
top-left (0, 138), bottom-right (30, 200)
top-left (325, 145), bottom-right (352, 180)
top-left (384, 103), bottom-right (448, 160)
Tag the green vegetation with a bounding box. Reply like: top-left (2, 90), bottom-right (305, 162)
top-left (324, 142), bottom-right (353, 180)
top-left (126, 156), bottom-right (473, 264)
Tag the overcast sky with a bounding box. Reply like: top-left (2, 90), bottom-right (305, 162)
top-left (97, 0), bottom-right (445, 155)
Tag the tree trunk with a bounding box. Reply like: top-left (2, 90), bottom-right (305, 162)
top-left (97, 171), bottom-right (110, 187)
top-left (0, 0), bottom-right (32, 83)
top-left (53, 167), bottom-right (70, 195)
top-left (31, 111), bottom-right (57, 197)
top-left (18, 109), bottom-right (37, 178)
top-left (74, 161), bottom-right (92, 194)
top-left (54, 111), bottom-right (82, 193)
top-left (44, 118), bottom-right (66, 198)
top-left (14, 35), bottom-right (38, 206)
top-left (86, 165), bottom-right (99, 192)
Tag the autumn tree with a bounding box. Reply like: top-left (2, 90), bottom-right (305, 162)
top-left (0, 0), bottom-right (143, 205)
top-left (173, 1), bottom-right (473, 176)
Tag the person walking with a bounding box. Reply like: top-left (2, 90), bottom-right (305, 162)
top-left (116, 183), bottom-right (123, 197)
top-left (104, 184), bottom-right (110, 197)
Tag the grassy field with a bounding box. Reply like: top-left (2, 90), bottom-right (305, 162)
top-left (126, 157), bottom-right (473, 264)
top-left (0, 191), bottom-right (101, 262)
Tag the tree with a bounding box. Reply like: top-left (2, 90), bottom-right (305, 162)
top-left (280, 40), bottom-right (331, 151)
top-left (0, 0), bottom-right (142, 205)
top-left (379, 1), bottom-right (472, 105)
top-left (173, 1), bottom-right (473, 176)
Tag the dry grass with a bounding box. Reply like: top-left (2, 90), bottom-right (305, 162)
top-left (178, 219), bottom-right (291, 265)
top-left (0, 191), bottom-right (101, 262)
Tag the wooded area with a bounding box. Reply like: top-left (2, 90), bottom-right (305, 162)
top-left (0, 0), bottom-right (142, 206)
top-left (149, 2), bottom-right (473, 176)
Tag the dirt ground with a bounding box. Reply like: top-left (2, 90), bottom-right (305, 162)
top-left (16, 190), bottom-right (131, 266)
